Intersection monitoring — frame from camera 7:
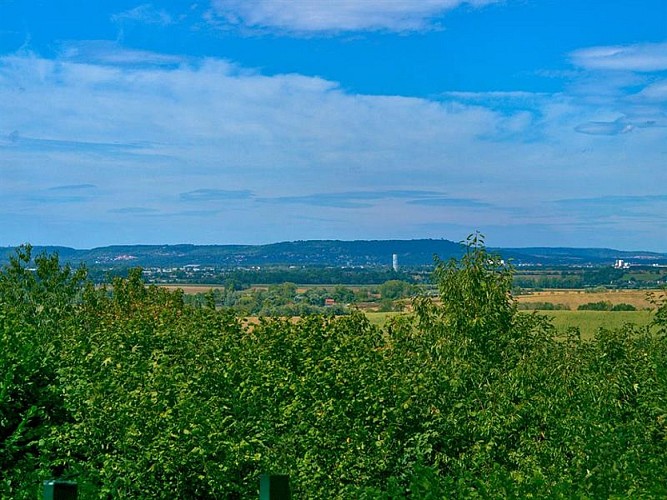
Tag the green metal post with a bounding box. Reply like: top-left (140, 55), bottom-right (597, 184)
top-left (43, 480), bottom-right (78, 500)
top-left (259, 474), bottom-right (291, 500)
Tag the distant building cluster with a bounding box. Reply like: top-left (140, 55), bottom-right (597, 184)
top-left (614, 259), bottom-right (630, 269)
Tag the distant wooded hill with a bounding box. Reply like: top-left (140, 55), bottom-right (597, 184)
top-left (1, 240), bottom-right (666, 268)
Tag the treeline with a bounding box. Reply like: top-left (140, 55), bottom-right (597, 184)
top-left (514, 266), bottom-right (667, 289)
top-left (517, 301), bottom-right (639, 311)
top-left (2, 240), bottom-right (667, 498)
top-left (89, 266), bottom-right (420, 287)
top-left (516, 301), bottom-right (571, 310)
top-left (577, 301), bottom-right (638, 311)
top-left (97, 264), bottom-right (667, 290)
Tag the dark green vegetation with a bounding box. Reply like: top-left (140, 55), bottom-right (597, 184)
top-left (186, 280), bottom-right (417, 316)
top-left (578, 301), bottom-right (637, 311)
top-left (145, 267), bottom-right (418, 288)
top-left (517, 301), bottom-right (571, 310)
top-left (516, 301), bottom-right (639, 312)
top-left (2, 239), bottom-right (667, 498)
top-left (513, 266), bottom-right (667, 290)
top-left (188, 283), bottom-right (354, 316)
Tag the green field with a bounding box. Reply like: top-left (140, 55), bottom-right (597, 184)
top-left (366, 310), bottom-right (656, 339)
top-left (540, 310), bottom-right (654, 339)
top-left (365, 311), bottom-right (401, 327)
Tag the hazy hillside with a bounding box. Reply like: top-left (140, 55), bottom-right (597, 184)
top-left (497, 247), bottom-right (667, 265)
top-left (1, 240), bottom-right (666, 269)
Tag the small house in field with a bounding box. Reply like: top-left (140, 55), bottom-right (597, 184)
top-left (324, 298), bottom-right (335, 307)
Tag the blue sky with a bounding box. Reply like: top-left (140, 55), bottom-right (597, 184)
top-left (1, 1), bottom-right (666, 250)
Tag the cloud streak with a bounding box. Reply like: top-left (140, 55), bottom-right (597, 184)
top-left (48, 184), bottom-right (97, 191)
top-left (570, 42), bottom-right (667, 72)
top-left (58, 40), bottom-right (185, 67)
top-left (180, 189), bottom-right (254, 202)
top-left (111, 4), bottom-right (174, 26)
top-left (209, 0), bottom-right (500, 34)
top-left (574, 119), bottom-right (634, 136)
top-left (108, 207), bottom-right (159, 214)
top-left (408, 197), bottom-right (492, 208)
top-left (555, 195), bottom-right (667, 207)
top-left (257, 190), bottom-right (449, 208)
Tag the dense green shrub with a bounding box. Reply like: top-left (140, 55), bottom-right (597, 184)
top-left (378, 280), bottom-right (415, 300)
top-left (2, 240), bottom-right (667, 498)
top-left (517, 301), bottom-right (570, 310)
top-left (578, 301), bottom-right (638, 311)
top-left (611, 303), bottom-right (637, 311)
top-left (0, 246), bottom-right (87, 497)
top-left (578, 300), bottom-right (614, 310)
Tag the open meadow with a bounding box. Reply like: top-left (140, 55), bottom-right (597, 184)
top-left (367, 289), bottom-right (663, 339)
top-left (515, 288), bottom-right (660, 310)
top-left (514, 289), bottom-right (661, 338)
top-left (365, 310), bottom-right (655, 339)
top-left (542, 310), bottom-right (654, 339)
top-left (163, 284), bottom-right (664, 339)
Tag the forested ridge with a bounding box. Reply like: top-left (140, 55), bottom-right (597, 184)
top-left (0, 239), bottom-right (466, 269)
top-left (2, 238), bottom-right (667, 498)
top-left (2, 239), bottom-right (666, 269)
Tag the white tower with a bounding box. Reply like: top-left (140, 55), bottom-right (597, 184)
top-left (392, 253), bottom-right (398, 272)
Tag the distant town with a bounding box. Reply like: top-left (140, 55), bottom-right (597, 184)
top-left (2, 239), bottom-right (666, 290)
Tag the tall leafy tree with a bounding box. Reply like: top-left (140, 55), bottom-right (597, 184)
top-left (0, 246), bottom-right (87, 498)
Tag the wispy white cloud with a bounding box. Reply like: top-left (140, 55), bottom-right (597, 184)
top-left (574, 119), bottom-right (634, 136)
top-left (109, 207), bottom-right (159, 214)
top-left (1, 43), bottom-right (666, 248)
top-left (257, 190), bottom-right (446, 208)
top-left (555, 194), bottom-right (667, 206)
top-left (28, 185), bottom-right (97, 204)
top-left (551, 195), bottom-right (667, 223)
top-left (180, 189), bottom-right (254, 201)
top-left (408, 197), bottom-right (492, 208)
top-left (58, 40), bottom-right (185, 67)
top-left (570, 42), bottom-right (667, 72)
top-left (209, 0), bottom-right (500, 34)
top-left (443, 91), bottom-right (548, 100)
top-left (111, 4), bottom-right (174, 26)
top-left (560, 41), bottom-right (667, 137)
top-left (0, 50), bottom-right (517, 217)
top-left (0, 50), bottom-right (513, 181)
top-left (48, 184), bottom-right (97, 191)
top-left (637, 79), bottom-right (667, 102)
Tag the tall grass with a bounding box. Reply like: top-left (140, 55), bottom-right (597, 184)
top-left (366, 310), bottom-right (655, 340)
top-left (539, 310), bottom-right (654, 339)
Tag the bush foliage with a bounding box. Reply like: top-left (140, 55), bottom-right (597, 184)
top-left (578, 301), bottom-right (638, 311)
top-left (2, 238), bottom-right (667, 498)
top-left (517, 301), bottom-right (570, 310)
